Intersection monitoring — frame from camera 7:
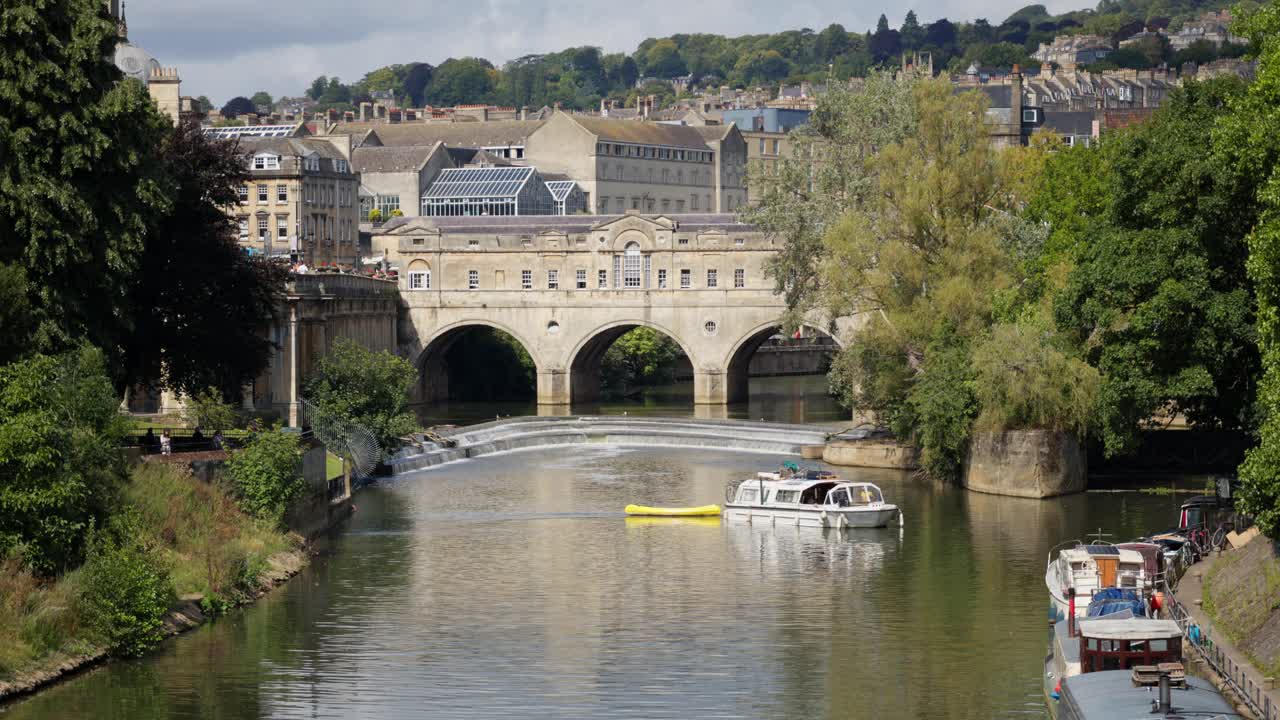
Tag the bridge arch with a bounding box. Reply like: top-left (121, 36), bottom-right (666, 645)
top-left (723, 321), bottom-right (841, 404)
top-left (566, 319), bottom-right (698, 404)
top-left (413, 319), bottom-right (542, 404)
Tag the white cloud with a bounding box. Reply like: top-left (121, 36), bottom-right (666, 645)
top-left (122, 0), bottom-right (1086, 102)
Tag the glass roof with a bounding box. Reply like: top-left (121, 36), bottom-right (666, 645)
top-left (545, 180), bottom-right (577, 201)
top-left (202, 125), bottom-right (298, 139)
top-left (424, 166), bottom-right (536, 200)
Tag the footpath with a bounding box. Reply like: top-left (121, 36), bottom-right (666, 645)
top-left (1174, 543), bottom-right (1280, 720)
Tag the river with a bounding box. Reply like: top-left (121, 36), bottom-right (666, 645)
top-left (0, 441), bottom-right (1192, 719)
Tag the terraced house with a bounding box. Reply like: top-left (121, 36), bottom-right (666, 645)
top-left (228, 137), bottom-right (361, 266)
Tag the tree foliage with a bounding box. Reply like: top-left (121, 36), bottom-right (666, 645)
top-left (226, 428), bottom-right (305, 526)
top-left (0, 347), bottom-right (127, 575)
top-left (601, 328), bottom-right (686, 392)
top-left (220, 96), bottom-right (256, 118)
top-left (183, 387), bottom-right (239, 433)
top-left (82, 511), bottom-right (173, 657)
top-left (1229, 0), bottom-right (1280, 537)
top-left (303, 338), bottom-right (418, 453)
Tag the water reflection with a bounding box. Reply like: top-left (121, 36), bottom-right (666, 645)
top-left (1, 447), bottom-right (1191, 720)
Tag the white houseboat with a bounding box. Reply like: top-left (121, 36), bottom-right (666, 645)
top-left (1046, 543), bottom-right (1152, 621)
top-left (723, 471), bottom-right (902, 529)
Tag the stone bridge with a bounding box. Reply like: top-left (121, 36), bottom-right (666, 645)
top-left (374, 213), bottom-right (852, 406)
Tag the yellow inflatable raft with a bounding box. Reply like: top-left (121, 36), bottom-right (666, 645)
top-left (624, 504), bottom-right (722, 517)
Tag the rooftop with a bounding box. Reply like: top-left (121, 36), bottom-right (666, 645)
top-left (569, 115), bottom-right (712, 149)
top-left (423, 166), bottom-right (537, 200)
top-left (378, 213), bottom-right (756, 235)
top-left (351, 143), bottom-right (442, 173)
top-left (330, 120), bottom-right (545, 148)
top-left (1061, 671), bottom-right (1237, 718)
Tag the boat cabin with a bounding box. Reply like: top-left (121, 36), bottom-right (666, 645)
top-left (735, 474), bottom-right (886, 508)
top-left (1076, 619), bottom-right (1182, 673)
top-left (1055, 545), bottom-right (1147, 594)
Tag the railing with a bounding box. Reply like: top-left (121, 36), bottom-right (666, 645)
top-left (1162, 574), bottom-right (1279, 720)
top-left (285, 273), bottom-right (397, 298)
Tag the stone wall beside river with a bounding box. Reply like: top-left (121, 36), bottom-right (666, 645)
top-left (963, 430), bottom-right (1086, 499)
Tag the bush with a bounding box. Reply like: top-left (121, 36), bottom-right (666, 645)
top-left (390, 208), bottom-right (404, 217)
top-left (81, 513), bottom-right (174, 658)
top-left (367, 208), bottom-right (383, 222)
top-left (304, 337), bottom-right (418, 453)
top-left (0, 346), bottom-right (127, 574)
top-left (225, 428), bottom-right (305, 526)
top-left (182, 387), bottom-right (239, 432)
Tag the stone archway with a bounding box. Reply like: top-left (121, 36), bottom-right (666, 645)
top-left (413, 320), bottom-right (542, 404)
top-left (722, 322), bottom-right (841, 404)
top-left (566, 320), bottom-right (698, 404)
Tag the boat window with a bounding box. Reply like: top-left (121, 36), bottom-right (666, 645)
top-left (827, 488), bottom-right (851, 507)
top-left (774, 490), bottom-right (799, 503)
top-left (739, 487), bottom-right (758, 503)
top-left (1086, 638), bottom-right (1098, 651)
top-left (1149, 639), bottom-right (1167, 652)
top-left (851, 486), bottom-right (882, 505)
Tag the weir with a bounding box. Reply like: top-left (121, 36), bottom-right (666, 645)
top-left (388, 416), bottom-right (833, 474)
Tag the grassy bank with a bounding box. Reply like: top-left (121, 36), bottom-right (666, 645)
top-left (0, 463), bottom-right (303, 687)
top-left (1202, 536), bottom-right (1280, 679)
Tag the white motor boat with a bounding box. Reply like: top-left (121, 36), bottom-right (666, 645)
top-left (1045, 542), bottom-right (1151, 621)
top-left (723, 470), bottom-right (902, 529)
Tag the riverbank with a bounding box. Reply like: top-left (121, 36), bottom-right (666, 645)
top-left (0, 463), bottom-right (309, 704)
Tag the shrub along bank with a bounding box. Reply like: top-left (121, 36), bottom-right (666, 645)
top-left (0, 461), bottom-right (303, 694)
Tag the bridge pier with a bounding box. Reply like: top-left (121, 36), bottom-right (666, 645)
top-left (537, 368), bottom-right (570, 405)
top-left (693, 369), bottom-right (729, 405)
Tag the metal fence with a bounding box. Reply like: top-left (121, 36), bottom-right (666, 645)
top-left (1162, 574), bottom-right (1279, 720)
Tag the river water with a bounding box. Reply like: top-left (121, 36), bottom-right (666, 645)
top-left (1, 442), bottom-right (1192, 720)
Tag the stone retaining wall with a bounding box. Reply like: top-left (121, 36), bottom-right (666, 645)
top-left (823, 440), bottom-right (920, 470)
top-left (963, 430), bottom-right (1086, 498)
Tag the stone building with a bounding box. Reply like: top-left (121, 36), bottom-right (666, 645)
top-left (106, 0), bottom-right (194, 124)
top-left (524, 113), bottom-right (748, 215)
top-left (1169, 10), bottom-right (1246, 51)
top-left (1033, 34), bottom-right (1113, 66)
top-left (722, 108), bottom-right (811, 202)
top-left (228, 138), bottom-right (362, 266)
top-left (350, 142), bottom-right (454, 220)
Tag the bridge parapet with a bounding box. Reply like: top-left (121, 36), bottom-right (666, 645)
top-left (286, 273), bottom-right (398, 299)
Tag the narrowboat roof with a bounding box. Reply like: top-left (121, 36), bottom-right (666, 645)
top-left (1060, 671), bottom-right (1237, 718)
top-left (1060, 545), bottom-right (1145, 564)
top-left (1078, 618), bottom-right (1182, 641)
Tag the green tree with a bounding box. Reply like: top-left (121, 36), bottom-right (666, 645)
top-left (0, 0), bottom-right (172, 362)
top-left (120, 121), bottom-right (287, 398)
top-left (1229, 0), bottom-right (1280, 537)
top-left (249, 91), bottom-right (273, 109)
top-left (0, 347), bottom-right (127, 574)
top-left (601, 328), bottom-right (685, 391)
top-left (226, 427), bottom-right (305, 526)
top-left (82, 511), bottom-right (173, 657)
top-left (644, 40), bottom-right (688, 78)
top-left (1052, 78), bottom-right (1260, 457)
top-left (303, 338), bottom-right (418, 453)
top-left (901, 11), bottom-right (926, 50)
top-left (425, 58), bottom-right (496, 106)
top-left (307, 76), bottom-right (328, 100)
top-left (183, 387), bottom-right (238, 433)
top-left (220, 96), bottom-right (255, 118)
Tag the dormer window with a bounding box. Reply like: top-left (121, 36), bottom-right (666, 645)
top-left (301, 154), bottom-right (320, 172)
top-left (252, 153), bottom-right (280, 170)
top-left (334, 159), bottom-right (349, 173)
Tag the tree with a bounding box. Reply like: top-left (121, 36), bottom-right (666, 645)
top-left (601, 328), bottom-right (685, 391)
top-left (82, 511), bottom-right (173, 657)
top-left (0, 347), bottom-right (127, 575)
top-left (226, 427), bottom-right (304, 526)
top-left (401, 62), bottom-right (434, 107)
top-left (1052, 78), bottom-right (1260, 457)
top-left (183, 387), bottom-right (239, 433)
top-left (645, 40), bottom-right (688, 78)
top-left (815, 23), bottom-right (851, 61)
top-left (0, 0), bottom-right (172, 363)
top-left (119, 121), bottom-right (288, 399)
top-left (249, 91), bottom-right (273, 110)
top-left (307, 76), bottom-right (328, 100)
top-left (900, 11), bottom-right (926, 51)
top-left (220, 96), bottom-right (256, 118)
top-left (733, 50), bottom-right (792, 85)
top-left (1228, 0), bottom-right (1280, 537)
top-left (425, 58), bottom-right (496, 106)
top-left (741, 70), bottom-right (921, 331)
top-left (869, 15), bottom-right (902, 63)
top-left (303, 338), bottom-right (418, 453)
top-left (195, 95), bottom-right (214, 114)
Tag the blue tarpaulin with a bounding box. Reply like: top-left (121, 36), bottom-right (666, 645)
top-left (1086, 588), bottom-right (1146, 618)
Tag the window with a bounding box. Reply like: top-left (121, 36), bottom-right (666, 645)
top-left (253, 154), bottom-right (280, 170)
top-left (521, 270), bottom-right (532, 290)
top-left (759, 138), bottom-right (766, 154)
top-left (276, 184), bottom-right (288, 203)
top-left (691, 194), bottom-right (699, 211)
top-left (738, 487), bottom-right (758, 503)
top-left (680, 269), bottom-right (691, 288)
top-left (662, 199), bottom-right (670, 212)
top-left (335, 159), bottom-right (349, 173)
top-left (238, 217), bottom-right (248, 239)
top-left (623, 242), bottom-right (642, 288)
top-left (677, 200), bottom-right (685, 212)
top-left (598, 269), bottom-right (608, 288)
top-left (576, 269), bottom-right (587, 289)
top-left (734, 268), bottom-right (745, 288)
top-left (771, 139), bottom-right (780, 155)
top-left (257, 216), bottom-right (269, 240)
top-left (277, 216), bottom-right (288, 238)
top-left (707, 269), bottom-right (718, 288)
top-left (632, 197), bottom-right (640, 210)
top-left (237, 186), bottom-right (249, 204)
top-left (1023, 108), bottom-right (1038, 123)
top-left (468, 270), bottom-right (479, 290)
top-left (678, 237), bottom-right (689, 246)
top-left (657, 269), bottom-right (667, 289)
top-left (376, 194), bottom-right (400, 217)
top-left (547, 269), bottom-right (558, 290)
top-left (598, 197), bottom-right (609, 213)
top-left (408, 270), bottom-right (430, 290)
top-left (256, 184), bottom-right (268, 203)
top-left (468, 239), bottom-right (479, 248)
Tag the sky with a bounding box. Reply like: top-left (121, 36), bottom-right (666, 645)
top-left (123, 0), bottom-right (1083, 103)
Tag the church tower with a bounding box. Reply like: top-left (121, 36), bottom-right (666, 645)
top-left (106, 0), bottom-right (127, 39)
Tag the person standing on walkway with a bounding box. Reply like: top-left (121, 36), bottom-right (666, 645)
top-left (160, 429), bottom-right (172, 456)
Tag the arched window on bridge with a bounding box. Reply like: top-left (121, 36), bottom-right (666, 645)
top-left (407, 259), bottom-right (430, 291)
top-left (623, 242), bottom-right (642, 288)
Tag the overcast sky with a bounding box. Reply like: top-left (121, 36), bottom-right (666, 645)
top-left (124, 0), bottom-right (1081, 103)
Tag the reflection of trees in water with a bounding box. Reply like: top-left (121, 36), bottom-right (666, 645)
top-left (443, 328), bottom-right (536, 401)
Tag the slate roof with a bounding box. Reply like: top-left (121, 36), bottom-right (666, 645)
top-left (1044, 110), bottom-right (1096, 135)
top-left (568, 115), bottom-right (711, 149)
top-left (237, 137), bottom-right (345, 160)
top-left (351, 143), bottom-right (442, 173)
top-left (328, 120), bottom-right (544, 148)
